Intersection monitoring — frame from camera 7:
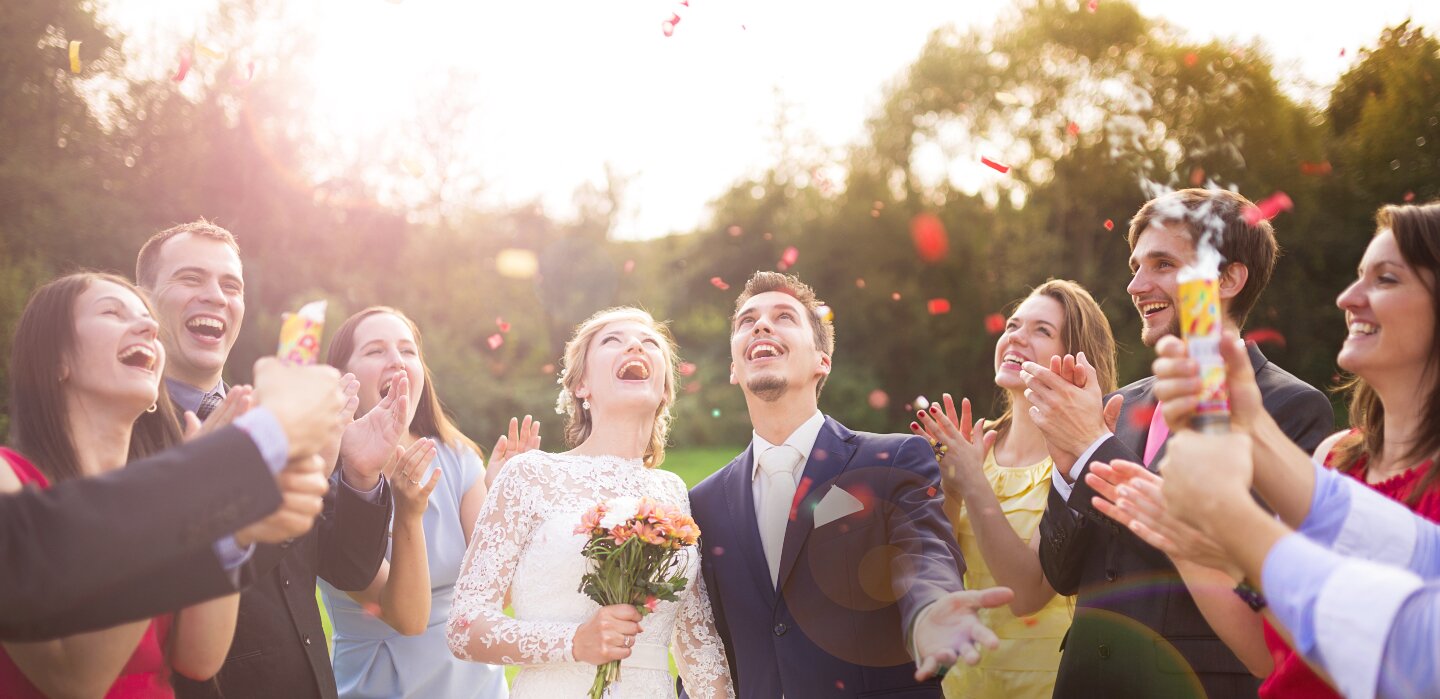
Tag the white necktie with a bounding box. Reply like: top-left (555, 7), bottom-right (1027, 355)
top-left (757, 445), bottom-right (804, 587)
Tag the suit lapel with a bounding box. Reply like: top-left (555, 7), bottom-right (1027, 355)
top-left (775, 416), bottom-right (857, 591)
top-left (723, 444), bottom-right (778, 605)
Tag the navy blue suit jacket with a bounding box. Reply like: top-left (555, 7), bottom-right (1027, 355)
top-left (688, 416), bottom-right (965, 698)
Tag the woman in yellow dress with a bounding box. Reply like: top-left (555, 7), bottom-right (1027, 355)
top-left (913, 279), bottom-right (1117, 699)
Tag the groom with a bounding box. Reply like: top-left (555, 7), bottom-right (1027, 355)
top-left (687, 271), bottom-right (1013, 697)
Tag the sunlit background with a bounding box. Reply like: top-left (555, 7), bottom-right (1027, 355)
top-left (95, 0), bottom-right (1440, 239)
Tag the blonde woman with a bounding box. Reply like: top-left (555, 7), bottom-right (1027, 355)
top-left (446, 307), bottom-right (734, 698)
top-left (914, 279), bottom-right (1118, 699)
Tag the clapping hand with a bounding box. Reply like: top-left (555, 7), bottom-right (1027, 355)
top-left (339, 371), bottom-right (411, 491)
top-left (913, 587), bottom-right (1015, 680)
top-left (182, 385), bottom-right (254, 441)
top-left (319, 374), bottom-right (361, 476)
top-left (1021, 353), bottom-right (1124, 478)
top-left (387, 439), bottom-right (441, 522)
top-left (911, 394), bottom-right (995, 496)
top-left (484, 415), bottom-right (541, 489)
top-left (251, 358), bottom-right (346, 461)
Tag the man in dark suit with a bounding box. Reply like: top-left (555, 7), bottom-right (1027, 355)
top-left (137, 220), bottom-right (393, 699)
top-left (0, 358), bottom-right (346, 641)
top-left (688, 271), bottom-right (1013, 698)
top-left (1026, 189), bottom-right (1334, 698)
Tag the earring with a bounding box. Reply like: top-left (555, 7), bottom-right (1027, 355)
top-left (582, 399), bottom-right (591, 411)
top-left (146, 402), bottom-right (158, 413)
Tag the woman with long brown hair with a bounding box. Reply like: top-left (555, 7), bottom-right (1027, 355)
top-left (0, 273), bottom-right (239, 697)
top-left (913, 279), bottom-right (1117, 699)
top-left (318, 306), bottom-right (536, 698)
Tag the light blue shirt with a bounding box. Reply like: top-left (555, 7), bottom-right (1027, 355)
top-left (1262, 459), bottom-right (1440, 699)
top-left (319, 441), bottom-right (507, 698)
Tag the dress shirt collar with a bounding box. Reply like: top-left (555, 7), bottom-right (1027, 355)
top-left (750, 410), bottom-right (825, 481)
top-left (165, 377), bottom-right (226, 415)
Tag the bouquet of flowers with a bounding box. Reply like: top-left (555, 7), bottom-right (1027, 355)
top-left (574, 496), bottom-right (702, 699)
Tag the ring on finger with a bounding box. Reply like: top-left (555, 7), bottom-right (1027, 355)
top-left (623, 635), bottom-right (633, 648)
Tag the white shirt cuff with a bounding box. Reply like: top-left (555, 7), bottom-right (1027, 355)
top-left (1051, 433), bottom-right (1112, 504)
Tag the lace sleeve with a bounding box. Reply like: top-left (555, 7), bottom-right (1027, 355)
top-left (446, 453), bottom-right (581, 664)
top-left (666, 473), bottom-right (736, 699)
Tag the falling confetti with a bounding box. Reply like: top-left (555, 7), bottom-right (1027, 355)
top-left (711, 545), bottom-right (724, 556)
top-left (1189, 166), bottom-right (1206, 186)
top-left (1127, 403), bottom-right (1157, 431)
top-left (68, 40), bottom-right (81, 74)
top-left (1067, 122), bottom-right (1080, 136)
top-left (910, 213), bottom-right (949, 263)
top-left (1242, 192), bottom-right (1294, 226)
top-left (891, 292), bottom-right (902, 301)
top-left (1103, 219), bottom-right (1115, 231)
top-left (778, 246), bottom-right (799, 270)
top-left (496, 317), bottom-right (511, 333)
top-left (1183, 52), bottom-right (1198, 67)
top-left (496, 248), bottom-right (539, 279)
top-left (981, 156), bottom-right (1010, 174)
top-left (685, 381), bottom-right (701, 394)
top-left (927, 298), bottom-right (951, 315)
top-left (1404, 191), bottom-right (1416, 202)
top-left (678, 362), bottom-right (697, 377)
top-left (926, 487), bottom-right (937, 498)
top-left (727, 225), bottom-right (743, 237)
top-left (789, 476), bottom-right (813, 521)
top-left (541, 363), bottom-right (556, 375)
top-left (172, 45), bottom-right (194, 83)
top-left (1339, 47), bottom-right (1346, 57)
top-left (662, 13), bottom-right (681, 37)
top-left (486, 334), bottom-right (503, 350)
top-left (815, 304), bottom-right (834, 322)
top-left (1299, 161), bottom-right (1333, 176)
top-left (855, 278), bottom-right (866, 288)
top-left (623, 259), bottom-right (635, 274)
top-left (710, 276), bottom-right (730, 291)
top-left (867, 389), bottom-right (889, 410)
top-left (1086, 0), bottom-right (1098, 12)
top-left (1243, 328), bottom-right (1286, 349)
top-left (985, 313), bottom-right (1006, 335)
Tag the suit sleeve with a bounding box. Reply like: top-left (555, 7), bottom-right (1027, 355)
top-left (317, 473), bottom-right (393, 591)
top-left (0, 427), bottom-right (281, 641)
top-left (1038, 435), bottom-right (1140, 596)
top-left (1270, 385), bottom-right (1334, 456)
top-left (887, 435), bottom-right (967, 634)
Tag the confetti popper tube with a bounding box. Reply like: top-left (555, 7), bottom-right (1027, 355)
top-left (1177, 267), bottom-right (1229, 432)
top-left (277, 300), bottom-right (327, 365)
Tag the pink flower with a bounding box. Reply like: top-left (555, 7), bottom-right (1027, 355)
top-left (609, 524), bottom-right (635, 544)
top-left (631, 522), bottom-right (667, 546)
top-left (645, 595), bottom-right (660, 613)
top-left (575, 503), bottom-right (608, 536)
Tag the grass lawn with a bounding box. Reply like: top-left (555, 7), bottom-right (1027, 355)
top-left (316, 446), bottom-right (744, 679)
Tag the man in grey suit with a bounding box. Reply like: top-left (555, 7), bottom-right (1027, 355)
top-left (1025, 189), bottom-right (1334, 698)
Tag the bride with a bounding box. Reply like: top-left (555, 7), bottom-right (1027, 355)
top-left (447, 307), bottom-right (734, 698)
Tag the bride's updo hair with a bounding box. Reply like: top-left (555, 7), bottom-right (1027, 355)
top-left (555, 307), bottom-right (681, 468)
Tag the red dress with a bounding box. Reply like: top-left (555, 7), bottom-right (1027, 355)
top-left (1258, 446), bottom-right (1440, 699)
top-left (0, 447), bottom-right (176, 699)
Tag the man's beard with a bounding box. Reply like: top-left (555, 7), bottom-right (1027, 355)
top-left (747, 375), bottom-right (788, 402)
top-left (1142, 314), bottom-right (1181, 347)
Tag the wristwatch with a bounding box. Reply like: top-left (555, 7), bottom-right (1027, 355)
top-left (1233, 580), bottom-right (1267, 612)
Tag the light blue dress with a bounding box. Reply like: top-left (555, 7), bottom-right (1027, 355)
top-left (320, 441), bottom-right (508, 698)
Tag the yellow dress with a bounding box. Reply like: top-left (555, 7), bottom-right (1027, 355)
top-left (941, 450), bottom-right (1072, 699)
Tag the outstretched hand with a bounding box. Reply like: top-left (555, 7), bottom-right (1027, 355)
top-left (913, 587), bottom-right (1014, 680)
top-left (484, 415), bottom-right (541, 489)
top-left (911, 394), bottom-right (995, 496)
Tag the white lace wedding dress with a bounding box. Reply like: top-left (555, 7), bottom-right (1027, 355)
top-left (447, 451), bottom-right (735, 699)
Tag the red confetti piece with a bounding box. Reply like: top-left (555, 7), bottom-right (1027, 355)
top-left (1183, 52), bottom-right (1198, 67)
top-left (867, 389), bottom-right (889, 410)
top-left (1299, 161), bottom-right (1333, 176)
top-left (727, 225), bottom-right (743, 237)
top-left (662, 13), bottom-right (680, 37)
top-left (1021, 616), bottom-right (1039, 627)
top-left (1242, 192), bottom-right (1294, 226)
top-left (855, 278), bottom-right (866, 288)
top-left (778, 246), bottom-right (799, 270)
top-left (1189, 166), bottom-right (1206, 186)
top-left (541, 363), bottom-right (555, 374)
top-left (910, 213), bottom-right (949, 263)
top-left (1103, 219), bottom-right (1114, 231)
top-left (678, 362), bottom-right (697, 377)
top-left (985, 313), bottom-right (1006, 335)
top-left (1243, 328), bottom-right (1286, 349)
top-left (1339, 47), bottom-right (1346, 57)
top-left (710, 277), bottom-right (730, 290)
top-left (1127, 403), bottom-right (1157, 431)
top-left (1087, 0), bottom-right (1098, 12)
top-left (684, 381), bottom-right (701, 394)
top-left (927, 298), bottom-right (951, 315)
top-left (1404, 191), bottom-right (1416, 202)
top-left (789, 477), bottom-right (813, 521)
top-left (623, 259), bottom-right (635, 274)
top-left (877, 451), bottom-right (890, 460)
top-left (496, 317), bottom-right (511, 333)
top-left (981, 156), bottom-right (1010, 174)
top-left (1067, 122), bottom-right (1080, 136)
top-left (486, 334), bottom-right (503, 350)
top-left (926, 486), bottom-right (938, 498)
top-left (836, 681), bottom-right (846, 690)
top-left (172, 45), bottom-right (194, 83)
top-left (891, 292), bottom-right (902, 301)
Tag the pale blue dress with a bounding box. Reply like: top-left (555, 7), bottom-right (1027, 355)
top-left (320, 442), bottom-right (508, 698)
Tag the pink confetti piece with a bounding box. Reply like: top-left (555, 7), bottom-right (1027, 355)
top-left (496, 317), bottom-right (511, 333)
top-left (1183, 52), bottom-right (1198, 67)
top-left (867, 389), bottom-right (889, 410)
top-left (985, 313), bottom-right (1006, 335)
top-left (1339, 47), bottom-right (1346, 57)
top-left (727, 225), bottom-right (743, 237)
top-left (1189, 166), bottom-right (1205, 186)
top-left (541, 363), bottom-right (556, 374)
top-left (1086, 0), bottom-right (1098, 12)
top-left (1104, 219), bottom-right (1114, 231)
top-left (927, 298), bottom-right (951, 315)
top-left (1404, 191), bottom-right (1416, 202)
top-left (684, 381), bottom-right (701, 394)
top-left (891, 292), bottom-right (902, 301)
top-left (910, 213), bottom-right (949, 263)
top-left (710, 276), bottom-right (730, 290)
top-left (778, 246), bottom-right (799, 270)
top-left (855, 278), bottom-right (866, 288)
top-left (486, 334), bottom-right (503, 350)
top-left (1299, 161), bottom-right (1333, 176)
top-left (1067, 122), bottom-right (1080, 136)
top-left (981, 156), bottom-right (1010, 174)
top-left (1243, 328), bottom-right (1286, 349)
top-left (172, 45), bottom-right (194, 83)
top-left (623, 259), bottom-right (635, 274)
top-left (1242, 192), bottom-right (1294, 226)
top-left (678, 362), bottom-right (697, 377)
top-left (662, 13), bottom-right (680, 37)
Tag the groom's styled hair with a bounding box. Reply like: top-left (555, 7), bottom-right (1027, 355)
top-left (732, 271), bottom-right (835, 396)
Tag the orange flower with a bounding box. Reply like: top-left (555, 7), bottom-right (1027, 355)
top-left (609, 524), bottom-right (635, 544)
top-left (631, 522), bottom-right (668, 546)
top-left (575, 503), bottom-right (608, 536)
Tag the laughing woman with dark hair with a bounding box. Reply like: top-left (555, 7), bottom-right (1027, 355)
top-left (0, 273), bottom-right (240, 697)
